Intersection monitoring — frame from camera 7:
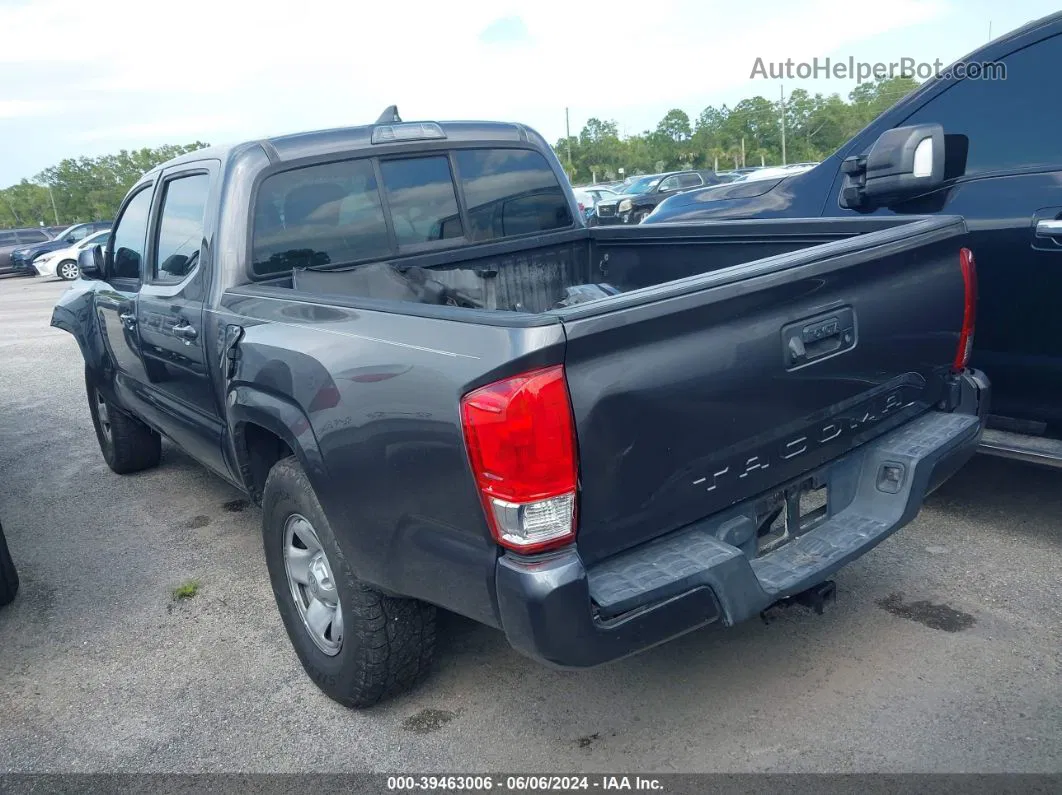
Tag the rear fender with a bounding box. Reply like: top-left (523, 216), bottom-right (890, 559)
top-left (227, 385), bottom-right (328, 499)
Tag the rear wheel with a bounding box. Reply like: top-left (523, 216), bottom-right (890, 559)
top-left (0, 521), bottom-right (19, 608)
top-left (56, 260), bottom-right (80, 281)
top-left (86, 370), bottom-right (161, 474)
top-left (262, 456), bottom-right (436, 708)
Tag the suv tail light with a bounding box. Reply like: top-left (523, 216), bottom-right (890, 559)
top-left (953, 247), bottom-right (977, 372)
top-left (460, 366), bottom-right (578, 554)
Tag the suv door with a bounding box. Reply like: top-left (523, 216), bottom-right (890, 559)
top-left (825, 32), bottom-right (1062, 428)
top-left (656, 173), bottom-right (702, 196)
top-left (96, 182), bottom-right (155, 410)
top-left (135, 162), bottom-right (227, 477)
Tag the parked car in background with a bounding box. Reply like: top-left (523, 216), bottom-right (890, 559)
top-left (0, 227), bottom-right (53, 274)
top-left (0, 520), bottom-right (17, 607)
top-left (578, 185), bottom-right (622, 220)
top-left (34, 229), bottom-right (110, 280)
top-left (592, 170), bottom-right (728, 224)
top-left (571, 188), bottom-right (597, 221)
top-left (644, 10), bottom-right (1062, 466)
top-left (733, 164), bottom-right (818, 183)
top-left (9, 220), bottom-right (112, 275)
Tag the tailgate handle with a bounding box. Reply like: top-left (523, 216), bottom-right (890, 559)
top-left (783, 308), bottom-right (856, 369)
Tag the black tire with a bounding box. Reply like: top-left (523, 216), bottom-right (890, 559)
top-left (0, 521), bottom-right (19, 608)
top-left (56, 260), bottom-right (80, 281)
top-left (262, 456), bottom-right (436, 708)
top-left (85, 370), bottom-right (162, 474)
top-left (632, 209), bottom-right (650, 224)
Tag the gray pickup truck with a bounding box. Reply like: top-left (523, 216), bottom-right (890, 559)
top-left (52, 109), bottom-right (989, 707)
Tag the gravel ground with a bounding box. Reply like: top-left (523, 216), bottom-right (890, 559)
top-left (0, 276), bottom-right (1059, 774)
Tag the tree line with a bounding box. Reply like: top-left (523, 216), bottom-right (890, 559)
top-left (554, 76), bottom-right (919, 184)
top-left (0, 143), bottom-right (209, 230)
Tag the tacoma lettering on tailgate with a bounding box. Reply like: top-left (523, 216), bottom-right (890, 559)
top-left (692, 382), bottom-right (921, 492)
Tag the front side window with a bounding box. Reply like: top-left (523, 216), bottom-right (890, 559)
top-left (379, 156), bottom-right (463, 247)
top-left (455, 149), bottom-right (572, 242)
top-left (252, 158), bottom-right (390, 276)
top-left (153, 174), bottom-right (210, 283)
top-left (110, 187), bottom-right (153, 279)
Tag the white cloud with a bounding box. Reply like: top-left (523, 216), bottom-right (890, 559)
top-left (0, 99), bottom-right (66, 119)
top-left (66, 116), bottom-right (245, 142)
top-left (14, 0), bottom-right (1052, 184)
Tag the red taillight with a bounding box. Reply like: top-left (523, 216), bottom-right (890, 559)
top-left (460, 365), bottom-right (578, 554)
top-left (578, 202), bottom-right (586, 213)
top-left (953, 247), bottom-right (977, 373)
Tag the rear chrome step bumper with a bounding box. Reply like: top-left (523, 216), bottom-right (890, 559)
top-left (979, 428), bottom-right (1062, 469)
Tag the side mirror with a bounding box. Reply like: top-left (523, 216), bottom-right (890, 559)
top-left (160, 253), bottom-right (191, 277)
top-left (77, 245), bottom-right (104, 279)
top-left (840, 123), bottom-right (946, 209)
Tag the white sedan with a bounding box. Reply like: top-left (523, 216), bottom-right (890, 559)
top-left (33, 229), bottom-right (110, 281)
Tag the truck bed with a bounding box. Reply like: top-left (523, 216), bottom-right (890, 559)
top-left (251, 217), bottom-right (917, 316)
top-left (228, 215), bottom-right (972, 566)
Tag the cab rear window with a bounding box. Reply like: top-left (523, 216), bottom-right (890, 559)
top-left (250, 147), bottom-right (572, 277)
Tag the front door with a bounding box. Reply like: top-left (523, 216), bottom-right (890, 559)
top-left (96, 182), bottom-right (155, 411)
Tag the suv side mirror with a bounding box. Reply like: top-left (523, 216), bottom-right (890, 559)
top-left (840, 123), bottom-right (946, 210)
top-left (77, 245), bottom-right (104, 279)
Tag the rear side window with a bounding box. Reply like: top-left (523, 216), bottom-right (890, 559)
top-left (153, 173), bottom-right (210, 283)
top-left (378, 156), bottom-right (463, 247)
top-left (0, 232), bottom-right (16, 245)
top-left (454, 149), bottom-right (572, 242)
top-left (252, 159), bottom-right (390, 275)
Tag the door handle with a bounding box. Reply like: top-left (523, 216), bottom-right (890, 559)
top-left (172, 324), bottom-right (198, 344)
top-left (1035, 219), bottom-right (1062, 239)
top-left (119, 312), bottom-right (137, 327)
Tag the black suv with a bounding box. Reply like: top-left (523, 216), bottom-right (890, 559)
top-left (0, 227), bottom-right (54, 274)
top-left (10, 221), bottom-right (112, 275)
top-left (591, 170), bottom-right (726, 224)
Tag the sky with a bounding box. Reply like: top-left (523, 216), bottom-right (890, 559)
top-left (0, 0), bottom-right (1057, 186)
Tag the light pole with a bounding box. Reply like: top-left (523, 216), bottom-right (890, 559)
top-left (779, 84), bottom-right (787, 166)
top-left (47, 185), bottom-right (60, 226)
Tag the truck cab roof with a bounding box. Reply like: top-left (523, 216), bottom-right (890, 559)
top-left (151, 118), bottom-right (550, 176)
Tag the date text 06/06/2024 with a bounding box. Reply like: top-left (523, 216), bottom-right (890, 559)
top-left (386, 775), bottom-right (665, 791)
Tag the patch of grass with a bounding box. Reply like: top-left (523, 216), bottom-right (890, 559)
top-left (172, 580), bottom-right (200, 601)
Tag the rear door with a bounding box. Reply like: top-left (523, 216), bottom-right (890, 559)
top-left (135, 162), bottom-right (227, 476)
top-left (563, 217), bottom-right (969, 564)
top-left (95, 181), bottom-right (155, 408)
